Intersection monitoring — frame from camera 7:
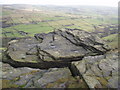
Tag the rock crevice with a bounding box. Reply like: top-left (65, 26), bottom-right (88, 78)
top-left (2, 28), bottom-right (118, 88)
top-left (3, 28), bottom-right (110, 69)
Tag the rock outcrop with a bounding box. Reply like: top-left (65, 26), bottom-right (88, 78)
top-left (71, 51), bottom-right (119, 88)
top-left (2, 62), bottom-right (88, 88)
top-left (2, 28), bottom-right (119, 89)
top-left (4, 28), bottom-right (110, 68)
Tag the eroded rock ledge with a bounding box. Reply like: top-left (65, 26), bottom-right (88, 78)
top-left (2, 28), bottom-right (118, 88)
top-left (3, 28), bottom-right (110, 69)
top-left (71, 51), bottom-right (118, 88)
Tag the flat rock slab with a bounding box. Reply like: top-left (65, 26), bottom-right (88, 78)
top-left (2, 63), bottom-right (73, 88)
top-left (71, 51), bottom-right (119, 88)
top-left (33, 68), bottom-right (71, 87)
top-left (5, 29), bottom-right (110, 68)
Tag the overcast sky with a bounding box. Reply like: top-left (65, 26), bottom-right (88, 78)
top-left (0, 0), bottom-right (119, 7)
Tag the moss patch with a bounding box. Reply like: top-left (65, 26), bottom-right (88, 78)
top-left (96, 77), bottom-right (108, 88)
top-left (46, 76), bottom-right (88, 88)
top-left (2, 79), bottom-right (19, 88)
top-left (20, 70), bottom-right (39, 76)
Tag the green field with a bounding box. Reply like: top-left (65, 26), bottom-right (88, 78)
top-left (1, 5), bottom-right (118, 49)
top-left (102, 34), bottom-right (118, 49)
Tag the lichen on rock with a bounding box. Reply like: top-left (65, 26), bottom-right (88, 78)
top-left (4, 29), bottom-right (110, 68)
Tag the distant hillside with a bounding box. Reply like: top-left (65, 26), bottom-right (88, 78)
top-left (1, 4), bottom-right (118, 49)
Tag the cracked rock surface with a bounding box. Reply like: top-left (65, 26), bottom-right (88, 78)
top-left (71, 51), bottom-right (119, 88)
top-left (2, 63), bottom-right (88, 88)
top-left (1, 28), bottom-right (118, 89)
top-left (4, 29), bottom-right (110, 68)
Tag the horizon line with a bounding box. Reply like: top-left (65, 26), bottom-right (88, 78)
top-left (1, 3), bottom-right (118, 8)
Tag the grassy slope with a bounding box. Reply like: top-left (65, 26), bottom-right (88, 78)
top-left (102, 34), bottom-right (118, 49)
top-left (2, 5), bottom-right (118, 40)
